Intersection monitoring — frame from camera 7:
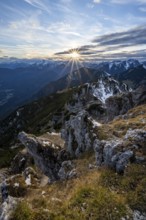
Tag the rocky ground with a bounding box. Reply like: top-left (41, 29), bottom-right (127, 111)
top-left (0, 75), bottom-right (146, 220)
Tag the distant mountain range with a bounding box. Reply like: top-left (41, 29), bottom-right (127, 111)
top-left (117, 65), bottom-right (146, 89)
top-left (0, 58), bottom-right (146, 120)
top-left (0, 60), bottom-right (81, 119)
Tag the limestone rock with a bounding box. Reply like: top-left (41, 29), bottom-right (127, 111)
top-left (58, 160), bottom-right (76, 180)
top-left (10, 150), bottom-right (33, 174)
top-left (94, 128), bottom-right (146, 173)
top-left (0, 196), bottom-right (18, 220)
top-left (18, 132), bottom-right (63, 182)
top-left (61, 110), bottom-right (97, 157)
top-left (133, 210), bottom-right (146, 220)
top-left (106, 86), bottom-right (146, 121)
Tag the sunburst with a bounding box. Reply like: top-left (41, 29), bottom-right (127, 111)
top-left (69, 50), bottom-right (80, 60)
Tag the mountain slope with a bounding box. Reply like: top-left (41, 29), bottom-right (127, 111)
top-left (0, 69), bottom-right (146, 220)
top-left (0, 63), bottom-right (70, 120)
top-left (35, 67), bottom-right (109, 98)
top-left (117, 65), bottom-right (146, 89)
top-left (87, 59), bottom-right (141, 75)
top-left (0, 72), bottom-right (145, 150)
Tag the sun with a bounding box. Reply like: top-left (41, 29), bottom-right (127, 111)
top-left (69, 50), bottom-right (80, 60)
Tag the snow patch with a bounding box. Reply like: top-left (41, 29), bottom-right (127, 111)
top-left (109, 62), bottom-right (113, 70)
top-left (125, 61), bottom-right (130, 70)
top-left (92, 79), bottom-right (113, 103)
top-left (25, 174), bottom-right (31, 186)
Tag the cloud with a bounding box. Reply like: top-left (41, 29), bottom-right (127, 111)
top-left (55, 25), bottom-right (146, 61)
top-left (24, 0), bottom-right (51, 14)
top-left (111, 0), bottom-right (146, 4)
top-left (93, 0), bottom-right (101, 3)
top-left (92, 26), bottom-right (146, 46)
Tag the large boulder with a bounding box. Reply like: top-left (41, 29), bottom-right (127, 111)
top-left (94, 129), bottom-right (146, 174)
top-left (106, 86), bottom-right (146, 121)
top-left (61, 110), bottom-right (99, 157)
top-left (18, 132), bottom-right (63, 182)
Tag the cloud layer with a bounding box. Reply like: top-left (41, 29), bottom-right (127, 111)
top-left (55, 25), bottom-right (146, 61)
top-left (0, 0), bottom-right (146, 59)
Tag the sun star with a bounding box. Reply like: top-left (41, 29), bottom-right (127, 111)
top-left (69, 50), bottom-right (80, 60)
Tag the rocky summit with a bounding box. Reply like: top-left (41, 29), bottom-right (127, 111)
top-left (0, 63), bottom-right (146, 220)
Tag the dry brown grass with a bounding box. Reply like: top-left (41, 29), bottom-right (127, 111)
top-left (108, 104), bottom-right (146, 138)
top-left (25, 156), bottom-right (100, 211)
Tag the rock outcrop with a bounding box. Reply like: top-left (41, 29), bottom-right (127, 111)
top-left (61, 110), bottom-right (99, 157)
top-left (106, 86), bottom-right (146, 121)
top-left (10, 150), bottom-right (33, 174)
top-left (58, 160), bottom-right (77, 180)
top-left (18, 132), bottom-right (77, 182)
top-left (18, 132), bottom-right (63, 182)
top-left (94, 129), bottom-right (146, 173)
top-left (0, 196), bottom-right (18, 220)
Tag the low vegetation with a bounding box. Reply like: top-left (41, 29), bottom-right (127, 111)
top-left (3, 104), bottom-right (146, 219)
top-left (11, 157), bottom-right (146, 219)
top-left (100, 164), bottom-right (146, 213)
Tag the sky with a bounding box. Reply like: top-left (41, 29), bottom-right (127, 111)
top-left (0, 0), bottom-right (146, 61)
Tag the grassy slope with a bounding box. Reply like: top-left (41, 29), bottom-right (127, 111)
top-left (10, 158), bottom-right (146, 220)
top-left (10, 104), bottom-right (146, 219)
top-left (0, 90), bottom-right (74, 149)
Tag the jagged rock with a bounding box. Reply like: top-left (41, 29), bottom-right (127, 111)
top-left (58, 160), bottom-right (76, 180)
top-left (18, 132), bottom-right (63, 182)
top-left (105, 92), bottom-right (134, 121)
top-left (115, 150), bottom-right (134, 174)
top-left (133, 210), bottom-right (146, 220)
top-left (106, 86), bottom-right (146, 121)
top-left (23, 167), bottom-right (38, 180)
top-left (125, 129), bottom-right (146, 146)
top-left (125, 129), bottom-right (146, 155)
top-left (68, 169), bottom-right (77, 179)
top-left (94, 128), bottom-right (146, 173)
top-left (61, 110), bottom-right (97, 157)
top-left (10, 150), bottom-right (33, 174)
top-left (135, 156), bottom-right (145, 164)
top-left (0, 196), bottom-right (18, 220)
top-left (94, 139), bottom-right (103, 166)
top-left (95, 139), bottom-right (134, 173)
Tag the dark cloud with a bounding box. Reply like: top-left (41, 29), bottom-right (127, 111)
top-left (54, 25), bottom-right (146, 60)
top-left (92, 25), bottom-right (146, 47)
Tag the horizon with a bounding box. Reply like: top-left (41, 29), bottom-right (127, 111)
top-left (0, 0), bottom-right (146, 61)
